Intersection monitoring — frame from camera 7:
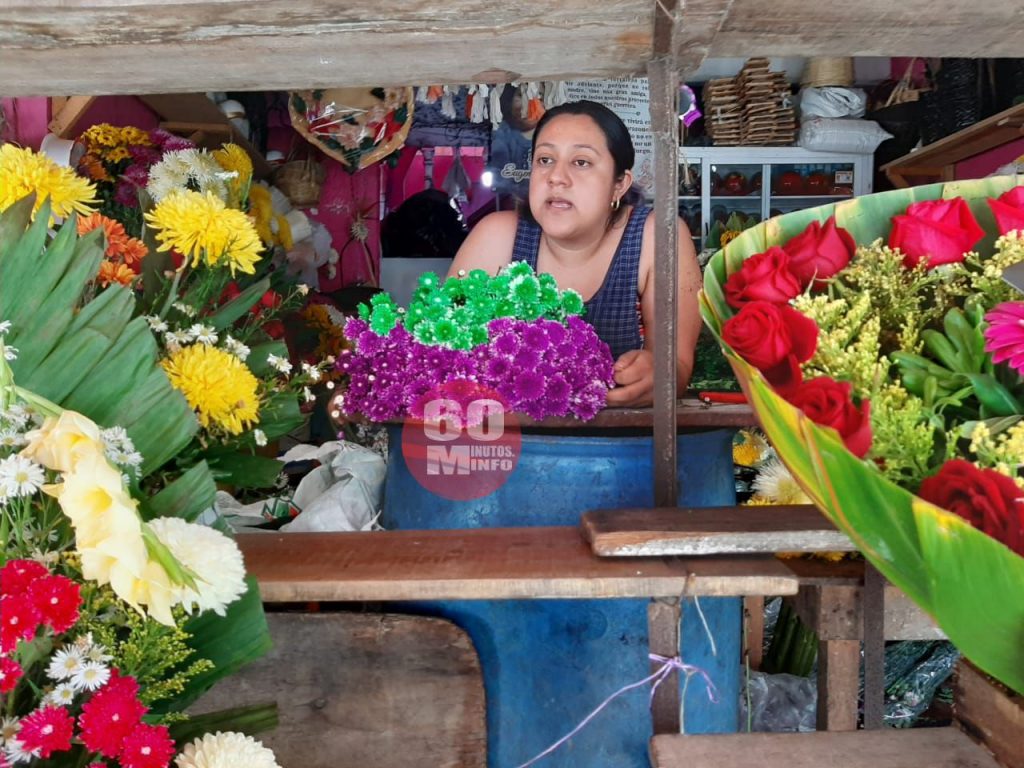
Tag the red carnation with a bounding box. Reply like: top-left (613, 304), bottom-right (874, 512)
top-left (0, 559), bottom-right (48, 597)
top-left (28, 575), bottom-right (82, 634)
top-left (78, 671), bottom-right (147, 758)
top-left (0, 656), bottom-right (23, 693)
top-left (119, 723), bottom-right (175, 768)
top-left (16, 706), bottom-right (74, 758)
top-left (1, 593), bottom-right (42, 653)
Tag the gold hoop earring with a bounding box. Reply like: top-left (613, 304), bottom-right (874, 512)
top-left (611, 197), bottom-right (621, 211)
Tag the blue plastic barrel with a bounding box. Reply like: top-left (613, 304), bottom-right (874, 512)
top-left (382, 427), bottom-right (740, 768)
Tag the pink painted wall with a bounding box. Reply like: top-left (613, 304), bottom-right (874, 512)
top-left (1, 97), bottom-right (50, 149)
top-left (957, 139), bottom-right (1024, 180)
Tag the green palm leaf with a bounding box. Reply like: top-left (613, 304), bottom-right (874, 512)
top-left (701, 175), bottom-right (1024, 694)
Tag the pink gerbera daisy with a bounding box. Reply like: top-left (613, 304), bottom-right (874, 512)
top-left (983, 302), bottom-right (1024, 375)
top-left (16, 705), bottom-right (74, 758)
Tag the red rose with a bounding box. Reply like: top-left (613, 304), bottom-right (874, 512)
top-left (263, 319), bottom-right (286, 339)
top-left (724, 246), bottom-right (802, 308)
top-left (785, 376), bottom-right (872, 458)
top-left (260, 290), bottom-right (282, 309)
top-left (783, 217), bottom-right (855, 288)
top-left (721, 301), bottom-right (818, 391)
top-left (919, 459), bottom-right (1024, 556)
top-left (220, 282), bottom-right (242, 304)
top-left (987, 186), bottom-right (1024, 236)
top-left (889, 198), bottom-right (984, 269)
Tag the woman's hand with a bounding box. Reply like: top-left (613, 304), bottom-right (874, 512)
top-left (606, 348), bottom-right (654, 407)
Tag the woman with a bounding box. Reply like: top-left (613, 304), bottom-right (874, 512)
top-left (450, 99), bottom-right (702, 407)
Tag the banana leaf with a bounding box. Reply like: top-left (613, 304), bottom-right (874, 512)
top-left (700, 175), bottom-right (1024, 695)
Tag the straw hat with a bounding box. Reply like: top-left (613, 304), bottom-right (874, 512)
top-left (801, 57), bottom-right (854, 88)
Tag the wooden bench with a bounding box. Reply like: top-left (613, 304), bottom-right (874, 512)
top-left (238, 526), bottom-right (798, 736)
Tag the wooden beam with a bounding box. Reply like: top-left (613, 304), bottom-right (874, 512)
top-left (514, 399), bottom-right (756, 430)
top-left (953, 660), bottom-right (1024, 768)
top-left (649, 598), bottom-right (682, 734)
top-left (47, 95), bottom-right (96, 137)
top-left (237, 528), bottom-right (799, 603)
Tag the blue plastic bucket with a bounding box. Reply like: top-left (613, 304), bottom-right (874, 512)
top-left (382, 427), bottom-right (740, 767)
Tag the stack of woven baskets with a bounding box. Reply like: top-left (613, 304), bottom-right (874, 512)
top-left (703, 77), bottom-right (744, 145)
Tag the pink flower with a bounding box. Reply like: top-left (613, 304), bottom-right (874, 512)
top-left (78, 671), bottom-right (147, 758)
top-left (984, 302), bottom-right (1024, 376)
top-left (0, 560), bottom-right (48, 597)
top-left (0, 656), bottom-right (23, 693)
top-left (119, 723), bottom-right (175, 768)
top-left (28, 575), bottom-right (81, 634)
top-left (889, 198), bottom-right (984, 269)
top-left (1, 593), bottom-right (42, 652)
top-left (987, 186), bottom-right (1024, 236)
top-left (16, 706), bottom-right (74, 758)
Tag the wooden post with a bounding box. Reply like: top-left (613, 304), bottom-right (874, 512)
top-left (648, 0), bottom-right (680, 507)
top-left (47, 96), bottom-right (96, 138)
top-left (862, 564), bottom-right (886, 729)
top-left (744, 595), bottom-right (765, 671)
top-left (816, 638), bottom-right (861, 731)
top-left (649, 597), bottom-right (682, 734)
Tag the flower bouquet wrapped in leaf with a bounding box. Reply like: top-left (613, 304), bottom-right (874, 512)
top-left (0, 152), bottom-right (291, 762)
top-left (338, 262), bottom-right (615, 422)
top-left (701, 176), bottom-right (1024, 694)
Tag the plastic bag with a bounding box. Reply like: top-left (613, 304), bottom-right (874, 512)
top-left (281, 441), bottom-right (386, 532)
top-left (798, 117), bottom-right (893, 154)
top-left (799, 87), bottom-right (868, 119)
top-left (741, 670), bottom-right (817, 732)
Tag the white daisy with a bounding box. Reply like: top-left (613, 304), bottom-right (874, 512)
top-left (71, 661), bottom-right (110, 691)
top-left (253, 429), bottom-right (267, 447)
top-left (266, 353), bottom-right (292, 375)
top-left (303, 387), bottom-right (315, 403)
top-left (1, 404), bottom-right (30, 430)
top-left (172, 301), bottom-right (198, 318)
top-left (190, 324), bottom-right (218, 345)
top-left (147, 517), bottom-right (247, 616)
top-left (0, 429), bottom-right (25, 449)
top-left (45, 683), bottom-right (77, 707)
top-left (100, 425), bottom-right (130, 447)
top-left (301, 362), bottom-right (322, 383)
top-left (165, 330), bottom-right (194, 347)
top-left (145, 315), bottom-right (169, 333)
top-left (175, 731), bottom-right (281, 768)
top-left (46, 647), bottom-right (85, 681)
top-left (4, 737), bottom-right (34, 764)
top-left (0, 715), bottom-right (20, 743)
top-left (223, 336), bottom-right (250, 362)
top-left (0, 455), bottom-right (44, 497)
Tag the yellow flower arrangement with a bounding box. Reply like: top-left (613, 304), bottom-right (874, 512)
top-left (161, 344), bottom-right (260, 435)
top-left (213, 142), bottom-right (254, 208)
top-left (145, 189), bottom-right (263, 275)
top-left (248, 183), bottom-right (275, 245)
top-left (0, 144), bottom-right (97, 222)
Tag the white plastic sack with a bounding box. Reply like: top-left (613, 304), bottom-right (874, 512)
top-left (798, 117), bottom-right (892, 155)
top-left (280, 441), bottom-right (386, 532)
top-left (799, 87), bottom-right (867, 119)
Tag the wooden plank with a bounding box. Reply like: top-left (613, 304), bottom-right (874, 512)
top-left (954, 660), bottom-right (1024, 768)
top-left (650, 728), bottom-right (1005, 768)
top-left (790, 582), bottom-right (943, 641)
top-left (883, 102), bottom-right (1024, 184)
top-left (648, 599), bottom-right (682, 734)
top-left (862, 563), bottom-right (886, 730)
top-left (237, 528), bottom-right (799, 602)
top-left (582, 506), bottom-right (854, 556)
top-left (192, 612), bottom-right (486, 768)
top-left (47, 95), bottom-right (96, 137)
top-left (743, 595), bottom-right (765, 670)
top-left (513, 399), bottom-right (756, 430)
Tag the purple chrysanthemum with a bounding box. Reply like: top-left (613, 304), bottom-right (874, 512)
top-left (513, 370), bottom-right (546, 402)
top-left (984, 302), bottom-right (1024, 375)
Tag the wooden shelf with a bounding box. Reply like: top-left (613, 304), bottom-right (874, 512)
top-left (882, 102), bottom-right (1024, 188)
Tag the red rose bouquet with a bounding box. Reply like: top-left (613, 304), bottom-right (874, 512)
top-left (701, 176), bottom-right (1024, 695)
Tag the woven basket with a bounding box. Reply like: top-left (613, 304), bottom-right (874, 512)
top-left (273, 159), bottom-right (325, 207)
top-left (801, 57), bottom-right (854, 88)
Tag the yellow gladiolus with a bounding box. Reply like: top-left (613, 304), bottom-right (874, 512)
top-left (22, 410), bottom-right (104, 473)
top-left (44, 452), bottom-right (141, 548)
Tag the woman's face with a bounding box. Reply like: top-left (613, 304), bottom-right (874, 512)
top-left (528, 114), bottom-right (632, 241)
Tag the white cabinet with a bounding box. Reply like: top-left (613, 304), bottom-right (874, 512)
top-left (675, 146), bottom-right (874, 253)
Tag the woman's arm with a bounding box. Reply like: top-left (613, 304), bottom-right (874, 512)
top-left (606, 216), bottom-right (701, 407)
top-left (446, 211), bottom-right (519, 278)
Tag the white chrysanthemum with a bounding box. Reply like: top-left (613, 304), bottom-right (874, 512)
top-left (190, 324), bottom-right (218, 345)
top-left (71, 660), bottom-right (110, 691)
top-left (0, 455), bottom-right (44, 497)
top-left (46, 647), bottom-right (85, 681)
top-left (223, 336), bottom-right (250, 361)
top-left (175, 731), bottom-right (281, 768)
top-left (165, 330), bottom-right (194, 347)
top-left (147, 517), bottom-right (247, 616)
top-left (146, 153), bottom-right (191, 202)
top-left (45, 683), bottom-right (77, 707)
top-left (0, 429), bottom-right (25, 449)
top-left (752, 459), bottom-right (811, 505)
top-left (266, 353), bottom-right (292, 374)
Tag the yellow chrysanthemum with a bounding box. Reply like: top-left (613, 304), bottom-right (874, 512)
top-left (276, 213), bottom-right (294, 250)
top-left (144, 190), bottom-right (263, 275)
top-left (248, 183), bottom-right (274, 245)
top-left (0, 144), bottom-right (97, 222)
top-left (161, 344), bottom-right (260, 435)
top-left (213, 143), bottom-right (254, 208)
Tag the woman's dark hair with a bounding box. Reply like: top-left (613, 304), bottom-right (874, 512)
top-left (523, 100), bottom-right (644, 225)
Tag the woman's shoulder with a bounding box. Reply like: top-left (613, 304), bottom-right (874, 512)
top-left (448, 211), bottom-right (521, 276)
top-left (473, 210), bottom-right (521, 238)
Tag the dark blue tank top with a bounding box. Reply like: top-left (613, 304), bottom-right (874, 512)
top-left (511, 205), bottom-right (650, 360)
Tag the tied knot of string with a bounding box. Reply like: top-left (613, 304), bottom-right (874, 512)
top-left (513, 655), bottom-right (718, 768)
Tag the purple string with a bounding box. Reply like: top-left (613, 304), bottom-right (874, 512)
top-left (512, 654), bottom-right (719, 768)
